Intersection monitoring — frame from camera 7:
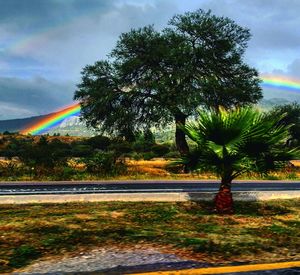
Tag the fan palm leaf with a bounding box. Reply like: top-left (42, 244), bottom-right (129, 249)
top-left (177, 107), bottom-right (300, 214)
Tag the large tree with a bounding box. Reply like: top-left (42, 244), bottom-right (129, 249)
top-left (74, 10), bottom-right (262, 154)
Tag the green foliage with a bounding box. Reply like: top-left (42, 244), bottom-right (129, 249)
top-left (164, 151), bottom-right (181, 159)
top-left (132, 140), bottom-right (152, 153)
top-left (74, 9), bottom-right (262, 153)
top-left (18, 137), bottom-right (70, 171)
top-left (151, 144), bottom-right (170, 157)
top-left (143, 128), bottom-right (155, 144)
top-left (9, 245), bottom-right (40, 268)
top-left (178, 107), bottom-right (300, 183)
top-left (142, 151), bottom-right (156, 160)
top-left (70, 144), bottom-right (93, 157)
top-left (52, 167), bottom-right (76, 181)
top-left (130, 152), bottom-right (143, 160)
top-left (79, 151), bottom-right (125, 175)
top-left (107, 139), bottom-right (132, 155)
top-left (87, 135), bottom-right (111, 150)
top-left (267, 102), bottom-right (300, 146)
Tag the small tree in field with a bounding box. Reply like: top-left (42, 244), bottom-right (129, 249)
top-left (179, 107), bottom-right (299, 214)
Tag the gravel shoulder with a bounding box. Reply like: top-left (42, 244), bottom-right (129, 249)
top-left (14, 246), bottom-right (206, 274)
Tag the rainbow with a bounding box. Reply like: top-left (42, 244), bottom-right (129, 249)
top-left (21, 103), bottom-right (81, 135)
top-left (261, 75), bottom-right (300, 93)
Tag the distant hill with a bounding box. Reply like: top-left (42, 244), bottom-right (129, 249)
top-left (0, 113), bottom-right (48, 133)
top-left (0, 112), bottom-right (96, 136)
top-left (0, 97), bottom-right (293, 136)
top-left (258, 98), bottom-right (291, 110)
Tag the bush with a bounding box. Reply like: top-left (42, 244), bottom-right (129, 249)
top-left (87, 135), bottom-right (111, 150)
top-left (52, 166), bottom-right (76, 180)
top-left (151, 144), bottom-right (170, 156)
top-left (132, 140), bottom-right (152, 152)
top-left (108, 140), bottom-right (132, 155)
top-left (80, 151), bottom-right (125, 175)
top-left (0, 160), bottom-right (23, 177)
top-left (71, 144), bottom-right (93, 157)
top-left (164, 151), bottom-right (181, 159)
top-left (130, 152), bottom-right (143, 160)
top-left (142, 151), bottom-right (156, 160)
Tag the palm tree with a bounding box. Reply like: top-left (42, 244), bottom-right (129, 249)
top-left (179, 107), bottom-right (299, 214)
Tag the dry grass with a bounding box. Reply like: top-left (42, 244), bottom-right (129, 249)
top-left (1, 156), bottom-right (300, 181)
top-left (1, 200), bottom-right (300, 273)
top-left (125, 158), bottom-right (217, 179)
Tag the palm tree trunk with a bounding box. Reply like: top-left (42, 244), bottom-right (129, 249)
top-left (214, 177), bottom-right (233, 214)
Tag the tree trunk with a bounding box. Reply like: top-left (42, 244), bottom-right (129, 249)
top-left (175, 113), bottom-right (189, 155)
top-left (214, 178), bottom-right (233, 214)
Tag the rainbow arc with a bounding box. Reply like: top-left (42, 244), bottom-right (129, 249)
top-left (261, 75), bottom-right (300, 92)
top-left (21, 103), bottom-right (81, 135)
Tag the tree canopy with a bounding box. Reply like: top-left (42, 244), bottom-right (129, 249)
top-left (74, 9), bottom-right (262, 154)
top-left (267, 102), bottom-right (300, 147)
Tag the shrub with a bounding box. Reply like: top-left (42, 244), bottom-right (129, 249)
top-left (80, 151), bottom-right (125, 175)
top-left (130, 152), bottom-right (143, 160)
top-left (108, 140), bottom-right (132, 155)
top-left (142, 151), bottom-right (156, 160)
top-left (132, 140), bottom-right (152, 152)
top-left (71, 144), bottom-right (93, 157)
top-left (87, 135), bottom-right (111, 150)
top-left (52, 166), bottom-right (76, 180)
top-left (151, 144), bottom-right (170, 156)
top-left (164, 151), bottom-right (181, 159)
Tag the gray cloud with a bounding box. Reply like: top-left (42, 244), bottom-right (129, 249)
top-left (287, 59), bottom-right (300, 77)
top-left (0, 0), bottom-right (113, 30)
top-left (2, 0), bottom-right (177, 79)
top-left (0, 76), bottom-right (75, 119)
top-left (1, 0), bottom-right (300, 119)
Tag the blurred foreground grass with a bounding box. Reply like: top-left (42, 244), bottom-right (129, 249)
top-left (1, 200), bottom-right (300, 272)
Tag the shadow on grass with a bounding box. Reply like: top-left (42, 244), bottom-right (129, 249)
top-left (234, 201), bottom-right (293, 216)
top-left (9, 245), bottom-right (41, 269)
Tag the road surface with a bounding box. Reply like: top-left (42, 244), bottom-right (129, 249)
top-left (1, 180), bottom-right (300, 195)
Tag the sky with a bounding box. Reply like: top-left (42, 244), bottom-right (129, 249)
top-left (1, 0), bottom-right (300, 119)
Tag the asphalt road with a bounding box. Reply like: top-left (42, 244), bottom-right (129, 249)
top-left (1, 180), bottom-right (300, 195)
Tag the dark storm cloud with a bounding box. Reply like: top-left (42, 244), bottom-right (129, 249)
top-left (0, 0), bottom-right (113, 30)
top-left (1, 0), bottom-right (177, 79)
top-left (0, 0), bottom-right (177, 118)
top-left (0, 76), bottom-right (75, 118)
top-left (1, 0), bottom-right (300, 118)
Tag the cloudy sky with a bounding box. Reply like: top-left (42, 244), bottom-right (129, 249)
top-left (1, 0), bottom-right (300, 119)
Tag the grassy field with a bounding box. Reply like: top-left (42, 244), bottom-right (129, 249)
top-left (1, 200), bottom-right (300, 273)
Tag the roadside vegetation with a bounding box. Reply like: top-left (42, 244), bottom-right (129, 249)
top-left (0, 129), bottom-right (300, 182)
top-left (1, 200), bottom-right (300, 273)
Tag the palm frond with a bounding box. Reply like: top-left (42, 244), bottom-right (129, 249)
top-left (176, 107), bottom-right (300, 180)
